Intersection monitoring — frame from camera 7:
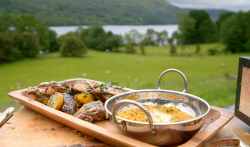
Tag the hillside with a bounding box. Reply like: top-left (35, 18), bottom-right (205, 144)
top-left (0, 0), bottom-right (180, 26)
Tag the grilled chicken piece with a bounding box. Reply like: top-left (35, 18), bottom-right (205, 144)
top-left (92, 83), bottom-right (127, 103)
top-left (27, 87), bottom-right (46, 97)
top-left (61, 93), bottom-right (78, 115)
top-left (71, 80), bottom-right (95, 94)
top-left (73, 101), bottom-right (106, 123)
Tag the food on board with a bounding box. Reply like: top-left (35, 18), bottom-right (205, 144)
top-left (28, 80), bottom-right (127, 123)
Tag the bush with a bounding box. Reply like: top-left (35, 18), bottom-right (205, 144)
top-left (60, 36), bottom-right (87, 57)
top-left (208, 48), bottom-right (219, 55)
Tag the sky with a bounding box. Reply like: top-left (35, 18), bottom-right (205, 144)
top-left (166, 0), bottom-right (250, 12)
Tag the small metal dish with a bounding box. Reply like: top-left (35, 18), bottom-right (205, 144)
top-left (105, 69), bottom-right (210, 146)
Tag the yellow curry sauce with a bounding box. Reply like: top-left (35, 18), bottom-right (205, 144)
top-left (118, 104), bottom-right (195, 123)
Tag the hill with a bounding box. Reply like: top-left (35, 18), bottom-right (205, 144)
top-left (0, 0), bottom-right (180, 26)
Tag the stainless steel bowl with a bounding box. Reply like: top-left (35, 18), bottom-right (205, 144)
top-left (104, 69), bottom-right (210, 146)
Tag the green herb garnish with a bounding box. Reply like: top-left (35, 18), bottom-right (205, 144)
top-left (12, 127), bottom-right (15, 129)
top-left (6, 112), bottom-right (9, 117)
top-left (51, 128), bottom-right (55, 131)
top-left (6, 122), bottom-right (11, 124)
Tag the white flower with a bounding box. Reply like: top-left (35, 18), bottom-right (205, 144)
top-left (134, 79), bottom-right (138, 82)
top-left (106, 70), bottom-right (110, 74)
top-left (127, 77), bottom-right (130, 80)
top-left (82, 73), bottom-right (87, 76)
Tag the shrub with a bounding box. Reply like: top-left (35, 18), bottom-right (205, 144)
top-left (208, 48), bottom-right (218, 55)
top-left (60, 36), bottom-right (87, 57)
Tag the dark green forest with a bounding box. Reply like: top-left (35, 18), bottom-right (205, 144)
top-left (0, 0), bottom-right (180, 26)
top-left (0, 0), bottom-right (231, 26)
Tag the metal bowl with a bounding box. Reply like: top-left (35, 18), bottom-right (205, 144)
top-left (104, 69), bottom-right (210, 146)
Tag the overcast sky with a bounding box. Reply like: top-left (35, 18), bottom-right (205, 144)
top-left (166, 0), bottom-right (250, 12)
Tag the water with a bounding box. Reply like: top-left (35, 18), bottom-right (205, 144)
top-left (49, 24), bottom-right (179, 37)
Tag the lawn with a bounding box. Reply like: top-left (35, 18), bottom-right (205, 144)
top-left (0, 43), bottom-right (249, 112)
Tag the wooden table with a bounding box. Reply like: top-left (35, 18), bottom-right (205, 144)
top-left (0, 107), bottom-right (249, 147)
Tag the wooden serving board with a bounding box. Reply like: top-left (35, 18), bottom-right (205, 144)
top-left (7, 78), bottom-right (235, 147)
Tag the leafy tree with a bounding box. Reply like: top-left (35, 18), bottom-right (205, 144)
top-left (19, 31), bottom-right (41, 58)
top-left (169, 42), bottom-right (176, 56)
top-left (188, 10), bottom-right (218, 43)
top-left (177, 12), bottom-right (196, 45)
top-left (47, 29), bottom-right (60, 52)
top-left (0, 13), bottom-right (15, 31)
top-left (124, 33), bottom-right (136, 54)
top-left (216, 12), bottom-right (234, 31)
top-left (60, 36), bottom-right (87, 57)
top-left (196, 43), bottom-right (200, 53)
top-left (145, 29), bottom-right (158, 45)
top-left (171, 31), bottom-right (181, 45)
top-left (15, 14), bottom-right (50, 51)
top-left (156, 30), bottom-right (168, 46)
top-left (220, 11), bottom-right (250, 53)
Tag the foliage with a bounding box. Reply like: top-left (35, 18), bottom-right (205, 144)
top-left (177, 10), bottom-right (218, 45)
top-left (208, 48), bottom-right (219, 55)
top-left (77, 26), bottom-right (123, 51)
top-left (19, 31), bottom-right (41, 58)
top-left (188, 10), bottom-right (218, 43)
top-left (216, 12), bottom-right (234, 31)
top-left (60, 36), bottom-right (87, 57)
top-left (15, 14), bottom-right (50, 51)
top-left (220, 11), bottom-right (250, 53)
top-left (0, 0), bottom-right (180, 26)
top-left (0, 31), bottom-right (22, 62)
top-left (196, 43), bottom-right (200, 53)
top-left (177, 12), bottom-right (196, 44)
top-left (169, 42), bottom-right (176, 56)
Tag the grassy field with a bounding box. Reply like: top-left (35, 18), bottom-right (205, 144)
top-left (0, 43), bottom-right (249, 112)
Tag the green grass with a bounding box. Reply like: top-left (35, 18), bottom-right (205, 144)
top-left (0, 43), bottom-right (249, 112)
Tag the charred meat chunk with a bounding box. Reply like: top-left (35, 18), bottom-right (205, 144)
top-left (73, 101), bottom-right (106, 123)
top-left (61, 93), bottom-right (78, 115)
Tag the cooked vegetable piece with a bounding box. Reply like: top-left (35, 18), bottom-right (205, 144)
top-left (47, 92), bottom-right (64, 110)
top-left (73, 101), bottom-right (107, 123)
top-left (61, 93), bottom-right (78, 115)
top-left (35, 96), bottom-right (49, 105)
top-left (74, 93), bottom-right (95, 105)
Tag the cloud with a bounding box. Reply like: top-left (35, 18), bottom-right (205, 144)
top-left (166, 0), bottom-right (250, 12)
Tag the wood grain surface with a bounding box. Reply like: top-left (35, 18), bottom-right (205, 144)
top-left (0, 106), bottom-right (235, 147)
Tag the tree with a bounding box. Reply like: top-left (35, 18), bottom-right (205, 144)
top-left (216, 12), bottom-right (234, 31)
top-left (124, 33), bottom-right (136, 54)
top-left (188, 10), bottom-right (218, 43)
top-left (177, 12), bottom-right (196, 45)
top-left (145, 29), bottom-right (158, 45)
top-left (157, 30), bottom-right (168, 46)
top-left (19, 31), bottom-right (41, 58)
top-left (15, 14), bottom-right (50, 51)
top-left (60, 36), bottom-right (87, 57)
top-left (0, 13), bottom-right (15, 32)
top-left (48, 29), bottom-right (60, 52)
top-left (169, 42), bottom-right (176, 56)
top-left (220, 11), bottom-right (250, 53)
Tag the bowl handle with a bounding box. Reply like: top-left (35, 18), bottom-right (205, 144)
top-left (111, 99), bottom-right (156, 134)
top-left (158, 69), bottom-right (187, 93)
